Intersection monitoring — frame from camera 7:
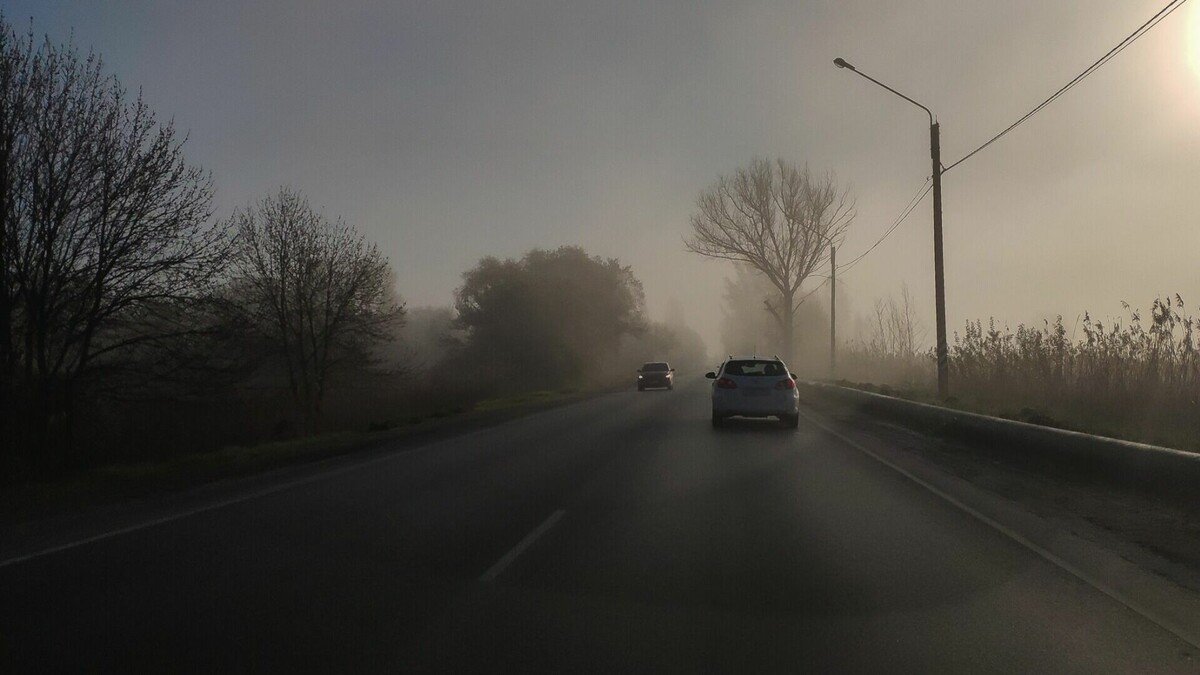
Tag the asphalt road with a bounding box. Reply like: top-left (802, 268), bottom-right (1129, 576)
top-left (1, 381), bottom-right (1196, 673)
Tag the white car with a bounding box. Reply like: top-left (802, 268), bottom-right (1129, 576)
top-left (705, 356), bottom-right (800, 429)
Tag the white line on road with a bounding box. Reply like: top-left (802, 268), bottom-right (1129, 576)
top-left (798, 408), bottom-right (1200, 652)
top-left (479, 509), bottom-right (566, 582)
top-left (0, 448), bottom-right (428, 570)
top-left (1, 398), bottom-right (598, 571)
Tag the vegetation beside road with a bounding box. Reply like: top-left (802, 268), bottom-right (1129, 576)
top-left (0, 388), bottom-right (591, 526)
top-left (834, 295), bottom-right (1200, 452)
top-left (0, 18), bottom-right (709, 484)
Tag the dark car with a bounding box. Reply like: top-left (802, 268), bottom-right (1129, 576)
top-left (637, 362), bottom-right (674, 391)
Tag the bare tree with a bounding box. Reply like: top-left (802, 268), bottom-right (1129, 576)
top-left (229, 188), bottom-right (403, 434)
top-left (1, 21), bottom-right (225, 472)
top-left (686, 158), bottom-right (854, 361)
top-left (870, 283), bottom-right (926, 358)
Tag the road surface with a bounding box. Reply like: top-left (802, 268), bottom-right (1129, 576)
top-left (1, 381), bottom-right (1195, 673)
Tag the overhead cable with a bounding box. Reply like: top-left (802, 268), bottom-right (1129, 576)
top-left (944, 0), bottom-right (1189, 173)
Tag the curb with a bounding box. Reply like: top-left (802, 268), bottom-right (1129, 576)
top-left (798, 381), bottom-right (1200, 496)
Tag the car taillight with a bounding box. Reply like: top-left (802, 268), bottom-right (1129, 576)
top-left (775, 378), bottom-right (796, 390)
top-left (716, 377), bottom-right (738, 389)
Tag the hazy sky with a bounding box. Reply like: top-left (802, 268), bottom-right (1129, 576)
top-left (7, 0), bottom-right (1199, 351)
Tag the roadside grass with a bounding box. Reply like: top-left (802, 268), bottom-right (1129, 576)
top-left (0, 388), bottom-right (586, 525)
top-left (474, 388), bottom-right (579, 412)
top-left (831, 377), bottom-right (1200, 453)
top-left (833, 296), bottom-right (1200, 453)
top-left (833, 380), bottom-right (1077, 430)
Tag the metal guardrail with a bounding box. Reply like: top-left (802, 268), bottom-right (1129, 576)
top-left (799, 381), bottom-right (1200, 496)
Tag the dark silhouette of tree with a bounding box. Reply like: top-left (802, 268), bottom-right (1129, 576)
top-left (228, 187), bottom-right (403, 434)
top-left (454, 246), bottom-right (645, 389)
top-left (687, 158), bottom-right (854, 362)
top-left (0, 19), bottom-right (226, 474)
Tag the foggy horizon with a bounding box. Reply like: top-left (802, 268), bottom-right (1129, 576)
top-left (7, 0), bottom-right (1198, 353)
top-left (7, 3), bottom-right (1200, 670)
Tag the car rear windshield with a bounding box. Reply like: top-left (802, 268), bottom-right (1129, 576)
top-left (723, 360), bottom-right (786, 377)
top-left (642, 362), bottom-right (669, 372)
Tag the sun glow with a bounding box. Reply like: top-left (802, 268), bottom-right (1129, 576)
top-left (1191, 4), bottom-right (1200, 78)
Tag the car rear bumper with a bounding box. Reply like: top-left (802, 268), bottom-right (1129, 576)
top-left (712, 389), bottom-right (798, 416)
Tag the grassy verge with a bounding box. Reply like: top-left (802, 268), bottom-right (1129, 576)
top-left (832, 379), bottom-right (1091, 430)
top-left (474, 388), bottom-right (580, 412)
top-left (829, 379), bottom-right (1198, 451)
top-left (0, 388), bottom-right (586, 525)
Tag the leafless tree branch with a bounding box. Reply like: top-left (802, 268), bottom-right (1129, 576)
top-left (686, 158), bottom-right (855, 359)
top-left (0, 20), bottom-right (229, 471)
top-left (227, 187), bottom-right (404, 434)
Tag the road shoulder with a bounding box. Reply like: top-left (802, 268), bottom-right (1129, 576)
top-left (798, 396), bottom-right (1200, 649)
top-left (0, 391), bottom-right (603, 567)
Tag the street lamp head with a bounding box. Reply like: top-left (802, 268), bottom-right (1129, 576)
top-left (833, 57), bottom-right (855, 71)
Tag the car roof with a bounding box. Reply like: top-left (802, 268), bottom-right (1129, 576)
top-left (720, 358), bottom-right (790, 376)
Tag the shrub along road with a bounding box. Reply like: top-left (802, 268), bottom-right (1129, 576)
top-left (0, 381), bottom-right (1196, 672)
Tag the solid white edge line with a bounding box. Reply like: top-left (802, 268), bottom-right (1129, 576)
top-left (479, 509), bottom-right (566, 582)
top-left (1, 398), bottom-right (596, 571)
top-left (797, 408), bottom-right (1200, 652)
top-left (0, 447), bottom-right (416, 570)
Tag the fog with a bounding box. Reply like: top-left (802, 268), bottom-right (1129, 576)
top-left (10, 0), bottom-right (1199, 354)
top-left (7, 5), bottom-right (1200, 666)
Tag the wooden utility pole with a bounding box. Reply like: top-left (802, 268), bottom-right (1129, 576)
top-left (931, 122), bottom-right (948, 399)
top-left (833, 57), bottom-right (949, 399)
top-left (829, 244), bottom-right (836, 378)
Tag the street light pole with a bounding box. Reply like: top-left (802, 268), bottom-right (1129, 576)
top-left (833, 57), bottom-right (949, 399)
top-left (929, 122), bottom-right (948, 399)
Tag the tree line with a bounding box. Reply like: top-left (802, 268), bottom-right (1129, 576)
top-left (2, 18), bottom-right (859, 479)
top-left (0, 21), bottom-right (687, 479)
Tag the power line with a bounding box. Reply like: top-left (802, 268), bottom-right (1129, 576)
top-left (838, 177), bottom-right (932, 275)
top-left (944, 0), bottom-right (1189, 173)
top-left (794, 276), bottom-right (830, 306)
top-left (796, 176), bottom-right (931, 303)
